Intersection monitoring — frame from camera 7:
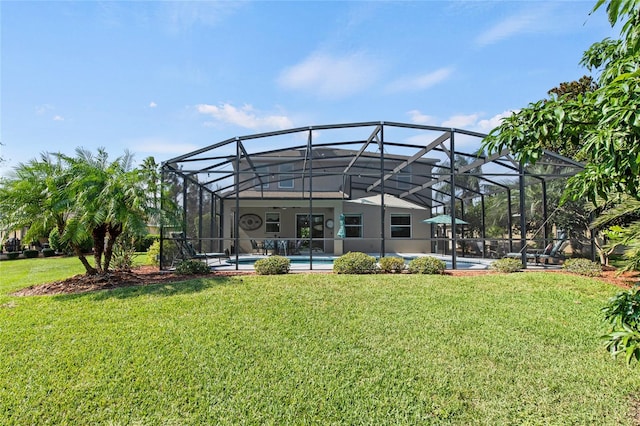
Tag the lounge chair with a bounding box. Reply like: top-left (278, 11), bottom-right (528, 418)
top-left (537, 236), bottom-right (569, 264)
top-left (170, 232), bottom-right (229, 265)
top-left (505, 234), bottom-right (568, 264)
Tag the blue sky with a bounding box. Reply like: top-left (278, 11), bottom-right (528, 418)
top-left (0, 1), bottom-right (617, 176)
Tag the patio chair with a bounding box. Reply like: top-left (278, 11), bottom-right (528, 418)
top-left (291, 239), bottom-right (304, 255)
top-left (504, 234), bottom-right (568, 264)
top-left (263, 239), bottom-right (276, 255)
top-left (250, 239), bottom-right (263, 254)
top-left (170, 232), bottom-right (229, 265)
top-left (537, 236), bottom-right (569, 264)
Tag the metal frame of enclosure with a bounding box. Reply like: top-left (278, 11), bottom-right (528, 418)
top-left (160, 121), bottom-right (586, 270)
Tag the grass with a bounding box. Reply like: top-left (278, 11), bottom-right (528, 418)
top-left (0, 258), bottom-right (639, 424)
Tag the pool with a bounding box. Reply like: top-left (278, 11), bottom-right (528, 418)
top-left (225, 255), bottom-right (489, 269)
top-left (227, 256), bottom-right (336, 266)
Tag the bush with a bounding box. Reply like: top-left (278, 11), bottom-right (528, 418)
top-left (379, 256), bottom-right (405, 273)
top-left (23, 250), bottom-right (39, 259)
top-left (42, 248), bottom-right (56, 257)
top-left (135, 234), bottom-right (159, 252)
top-left (491, 258), bottom-right (522, 273)
top-left (148, 240), bottom-right (161, 266)
top-left (175, 259), bottom-right (211, 275)
top-left (48, 228), bottom-right (66, 253)
top-left (333, 252), bottom-right (378, 274)
top-left (48, 227), bottom-right (92, 255)
top-left (407, 256), bottom-right (446, 274)
top-left (563, 258), bottom-right (602, 277)
top-left (111, 234), bottom-right (137, 272)
top-left (255, 256), bottom-right (291, 275)
top-left (6, 252), bottom-right (20, 260)
top-left (601, 287), bottom-right (640, 365)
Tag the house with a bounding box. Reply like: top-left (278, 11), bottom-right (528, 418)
top-left (225, 147), bottom-right (438, 255)
top-left (160, 121), bottom-right (586, 269)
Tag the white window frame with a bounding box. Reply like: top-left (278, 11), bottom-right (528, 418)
top-left (265, 212), bottom-right (280, 233)
top-left (278, 164), bottom-right (294, 189)
top-left (390, 214), bottom-right (411, 238)
top-left (343, 214), bottom-right (363, 238)
top-left (253, 165), bottom-right (270, 189)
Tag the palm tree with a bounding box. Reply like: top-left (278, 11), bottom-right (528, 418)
top-left (1, 148), bottom-right (163, 276)
top-left (67, 148), bottom-right (156, 273)
top-left (0, 153), bottom-right (96, 273)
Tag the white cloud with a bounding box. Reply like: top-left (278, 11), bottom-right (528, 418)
top-left (35, 104), bottom-right (54, 115)
top-left (196, 103), bottom-right (293, 130)
top-left (129, 137), bottom-right (200, 155)
top-left (441, 113), bottom-right (481, 129)
top-left (407, 110), bottom-right (437, 125)
top-left (387, 67), bottom-right (454, 93)
top-left (476, 110), bottom-right (516, 132)
top-left (475, 6), bottom-right (553, 46)
top-left (278, 52), bottom-right (380, 99)
top-left (53, 115), bottom-right (65, 121)
top-left (149, 101), bottom-right (158, 108)
top-left (436, 110), bottom-right (517, 133)
top-left (162, 2), bottom-right (245, 33)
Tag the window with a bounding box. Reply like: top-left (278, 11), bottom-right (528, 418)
top-left (265, 212), bottom-right (280, 233)
top-left (397, 165), bottom-right (412, 189)
top-left (343, 214), bottom-right (363, 238)
top-left (253, 165), bottom-right (270, 189)
top-left (278, 164), bottom-right (294, 189)
top-left (253, 174), bottom-right (269, 190)
top-left (390, 214), bottom-right (411, 238)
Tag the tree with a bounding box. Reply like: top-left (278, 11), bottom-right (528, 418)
top-left (0, 148), bottom-right (161, 276)
top-left (481, 0), bottom-right (640, 271)
top-left (63, 148), bottom-right (160, 274)
top-left (0, 154), bottom-right (95, 272)
top-left (482, 1), bottom-right (640, 203)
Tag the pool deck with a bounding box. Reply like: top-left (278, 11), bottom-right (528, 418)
top-left (206, 253), bottom-right (561, 273)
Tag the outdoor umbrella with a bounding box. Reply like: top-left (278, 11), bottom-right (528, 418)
top-left (337, 214), bottom-right (346, 238)
top-left (422, 214), bottom-right (469, 225)
top-left (422, 214), bottom-right (468, 255)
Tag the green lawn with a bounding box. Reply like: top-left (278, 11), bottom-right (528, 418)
top-left (0, 258), bottom-right (638, 424)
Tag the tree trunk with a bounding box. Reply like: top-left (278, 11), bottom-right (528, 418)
top-left (92, 224), bottom-right (107, 273)
top-left (56, 223), bottom-right (97, 275)
top-left (74, 244), bottom-right (97, 275)
top-left (103, 223), bottom-right (123, 272)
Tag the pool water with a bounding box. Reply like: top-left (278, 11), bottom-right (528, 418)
top-left (226, 256), bottom-right (488, 269)
top-left (228, 256), bottom-right (336, 265)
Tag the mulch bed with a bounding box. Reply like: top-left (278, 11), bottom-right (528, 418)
top-left (10, 265), bottom-right (639, 297)
top-left (11, 266), bottom-right (252, 297)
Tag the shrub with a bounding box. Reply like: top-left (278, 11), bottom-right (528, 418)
top-left (48, 228), bottom-right (66, 253)
top-left (407, 256), bottom-right (446, 274)
top-left (6, 252), bottom-right (20, 260)
top-left (175, 259), bottom-right (211, 275)
top-left (563, 258), bottom-right (602, 277)
top-left (333, 252), bottom-right (378, 274)
top-left (491, 258), bottom-right (522, 273)
top-left (601, 287), bottom-right (640, 365)
top-left (379, 256), bottom-right (405, 273)
top-left (23, 250), bottom-right (39, 259)
top-left (135, 234), bottom-right (159, 252)
top-left (111, 234), bottom-right (137, 271)
top-left (147, 240), bottom-right (161, 266)
top-left (42, 248), bottom-right (56, 257)
top-left (48, 228), bottom-right (92, 255)
top-left (255, 256), bottom-right (291, 275)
